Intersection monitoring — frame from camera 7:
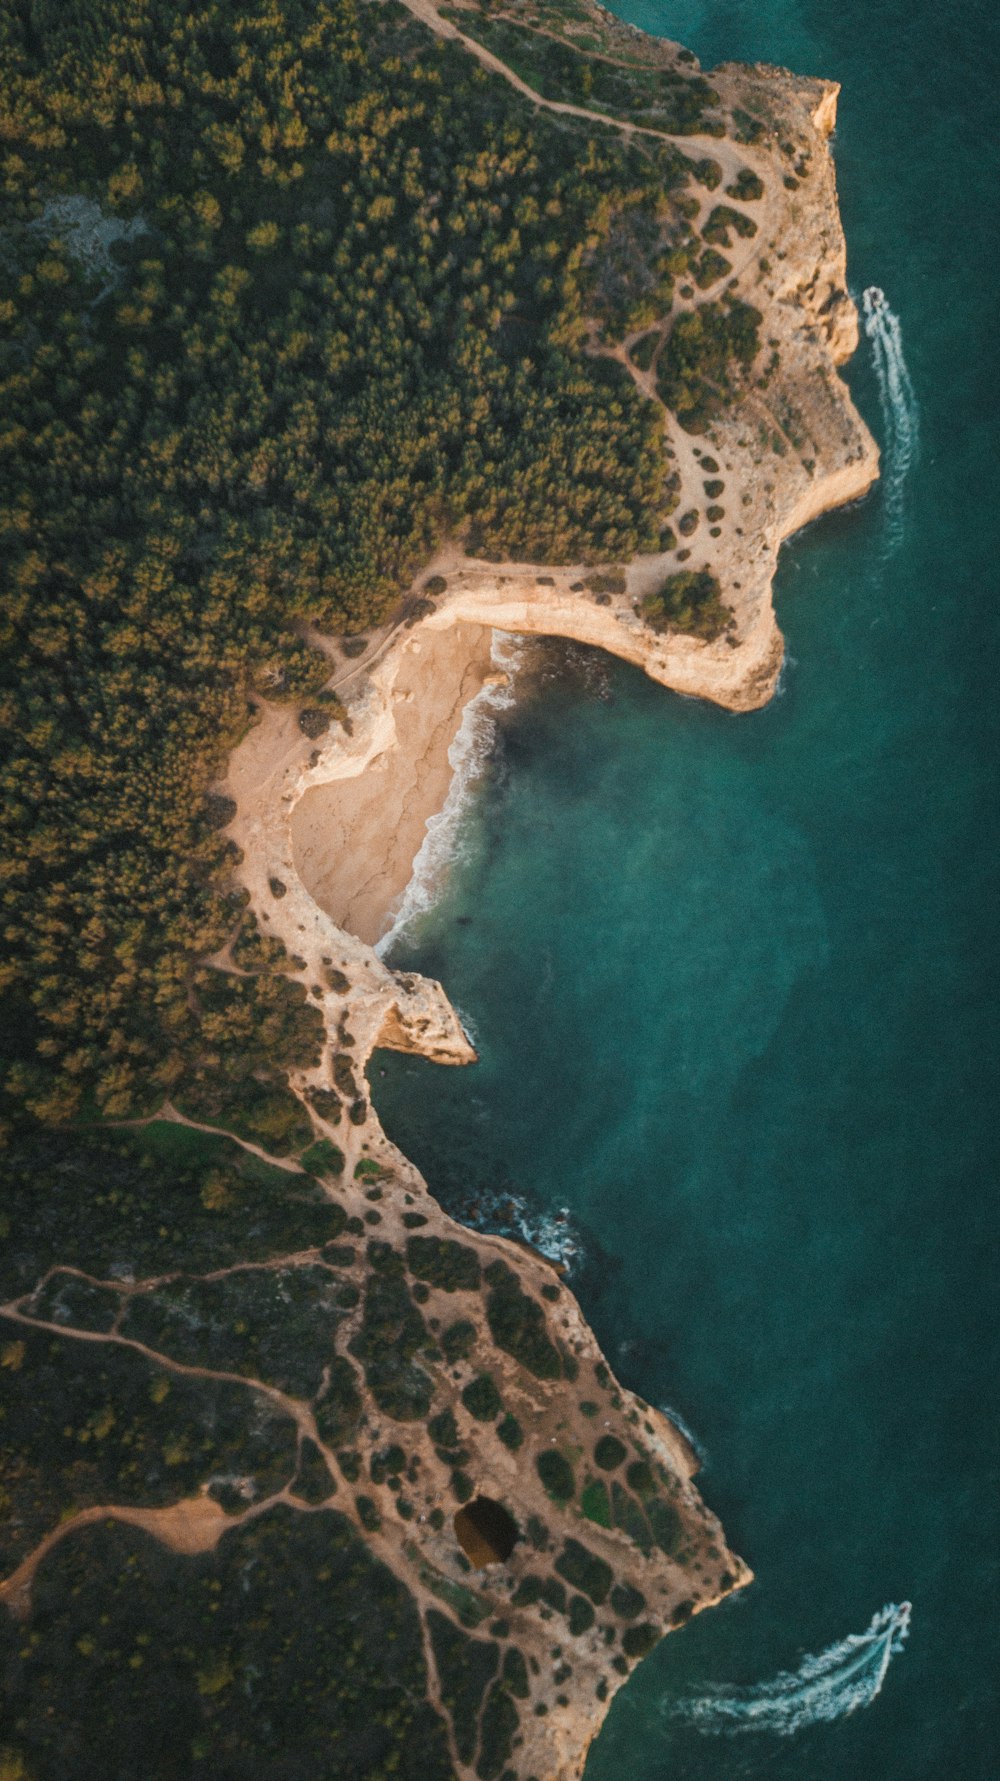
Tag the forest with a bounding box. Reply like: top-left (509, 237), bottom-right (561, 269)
top-left (0, 0), bottom-right (684, 1132)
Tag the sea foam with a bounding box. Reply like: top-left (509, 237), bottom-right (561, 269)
top-left (668, 1601), bottom-right (911, 1737)
top-left (375, 629), bottom-right (525, 958)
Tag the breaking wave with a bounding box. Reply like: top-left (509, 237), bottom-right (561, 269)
top-left (376, 630), bottom-right (525, 957)
top-left (669, 1601), bottom-right (911, 1737)
top-left (439, 1180), bottom-right (585, 1272)
top-left (862, 287), bottom-right (919, 549)
top-left (657, 1402), bottom-right (708, 1469)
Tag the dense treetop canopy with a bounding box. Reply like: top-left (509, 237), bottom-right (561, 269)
top-left (0, 0), bottom-right (687, 1128)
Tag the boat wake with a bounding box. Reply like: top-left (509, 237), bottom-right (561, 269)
top-left (668, 1601), bottom-right (911, 1738)
top-left (861, 287), bottom-right (919, 550)
top-left (376, 630), bottom-right (525, 957)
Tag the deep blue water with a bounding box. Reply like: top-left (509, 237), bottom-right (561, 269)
top-left (373, 1), bottom-right (1000, 1773)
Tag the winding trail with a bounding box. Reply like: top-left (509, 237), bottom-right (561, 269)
top-left (398, 0), bottom-right (752, 181)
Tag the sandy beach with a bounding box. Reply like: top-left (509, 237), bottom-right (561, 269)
top-left (290, 619), bottom-right (496, 946)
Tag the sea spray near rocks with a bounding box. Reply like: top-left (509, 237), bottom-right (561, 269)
top-left (862, 287), bottom-right (919, 550)
top-left (668, 1602), bottom-right (911, 1737)
top-left (376, 630), bottom-right (526, 957)
top-left (656, 1402), bottom-right (708, 1469)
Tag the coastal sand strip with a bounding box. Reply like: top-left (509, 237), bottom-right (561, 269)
top-left (290, 619), bottom-right (495, 946)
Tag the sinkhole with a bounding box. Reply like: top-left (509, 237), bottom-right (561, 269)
top-left (453, 1496), bottom-right (520, 1567)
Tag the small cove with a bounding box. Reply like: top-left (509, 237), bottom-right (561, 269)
top-left (371, 0), bottom-right (1000, 1772)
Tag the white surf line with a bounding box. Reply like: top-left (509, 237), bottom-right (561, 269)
top-left (375, 630), bottom-right (526, 958)
top-left (862, 286), bottom-right (919, 551)
top-left (667, 1600), bottom-right (911, 1737)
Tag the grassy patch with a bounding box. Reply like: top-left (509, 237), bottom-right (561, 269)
top-left (580, 1477), bottom-right (612, 1527)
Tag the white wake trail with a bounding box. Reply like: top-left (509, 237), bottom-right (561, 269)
top-left (375, 630), bottom-right (525, 958)
top-left (862, 286), bottom-right (919, 549)
top-left (668, 1601), bottom-right (911, 1738)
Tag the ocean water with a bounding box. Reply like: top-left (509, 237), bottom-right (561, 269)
top-left (372, 0), bottom-right (1000, 1774)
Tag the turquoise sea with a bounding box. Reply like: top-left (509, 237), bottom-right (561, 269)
top-left (373, 0), bottom-right (1000, 1773)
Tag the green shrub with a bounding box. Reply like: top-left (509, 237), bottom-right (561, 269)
top-left (629, 330), bottom-right (660, 372)
top-left (502, 1646), bottom-right (530, 1698)
top-left (428, 1408), bottom-right (459, 1448)
top-left (702, 204), bottom-right (757, 247)
top-left (554, 1539), bottom-right (613, 1605)
top-left (647, 1497), bottom-right (684, 1557)
top-left (626, 1459), bottom-right (655, 1499)
top-left (526, 1516), bottom-right (549, 1551)
top-left (541, 1576), bottom-right (567, 1612)
top-left (536, 1450), bottom-right (575, 1503)
top-left (427, 1611), bottom-right (499, 1765)
top-left (611, 1484), bottom-right (653, 1555)
top-left (484, 1262), bottom-right (562, 1380)
top-left (314, 1356), bottom-right (362, 1446)
top-left (463, 1374), bottom-right (503, 1421)
top-left (407, 1236), bottom-right (481, 1293)
top-left (497, 1413), bottom-right (524, 1452)
top-left (694, 247), bottom-right (731, 289)
top-left (657, 299), bottom-right (762, 431)
top-left (726, 167), bottom-right (765, 200)
top-left (568, 1595), bottom-right (595, 1636)
top-left (299, 1139), bottom-right (345, 1177)
top-left (349, 1248), bottom-right (433, 1420)
top-left (332, 1054), bottom-right (358, 1097)
top-left (370, 1443), bottom-right (406, 1485)
top-left (477, 1683), bottom-right (519, 1781)
top-left (640, 571), bottom-right (733, 642)
top-left (703, 478), bottom-right (725, 497)
top-left (622, 1622), bottom-right (660, 1659)
top-left (594, 1435), bottom-right (627, 1470)
top-left (355, 1494), bottom-right (381, 1532)
top-left (610, 1581), bottom-right (646, 1619)
top-left (512, 1574), bottom-right (543, 1606)
top-left (584, 569), bottom-right (626, 596)
top-left (308, 1089), bottom-right (341, 1126)
top-left (451, 1470), bottom-right (474, 1503)
top-left (298, 706), bottom-right (329, 739)
top-left (442, 1320), bottom-right (477, 1365)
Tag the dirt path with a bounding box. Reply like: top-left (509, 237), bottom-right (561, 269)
top-left (398, 0), bottom-right (752, 180)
